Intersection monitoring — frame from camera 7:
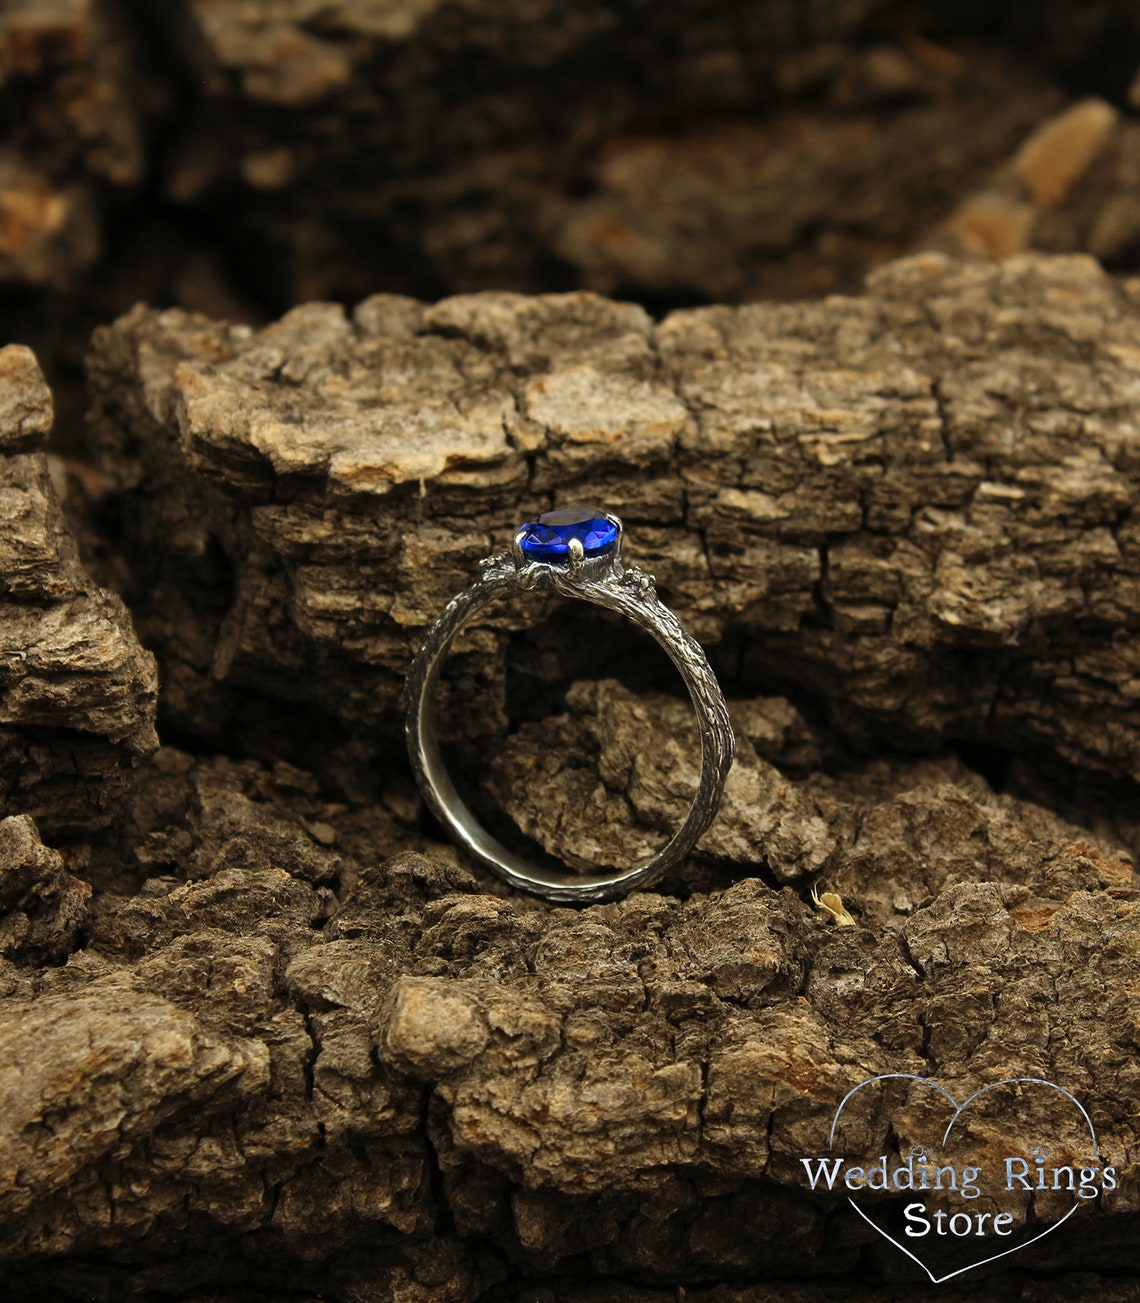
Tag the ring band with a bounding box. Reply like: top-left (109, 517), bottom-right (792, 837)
top-left (404, 507), bottom-right (735, 903)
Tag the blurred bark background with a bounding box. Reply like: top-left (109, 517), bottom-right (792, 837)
top-left (4, 2), bottom-right (1140, 1300)
top-left (7, 0), bottom-right (1140, 439)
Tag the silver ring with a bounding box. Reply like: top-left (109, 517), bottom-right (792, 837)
top-left (404, 507), bottom-right (735, 903)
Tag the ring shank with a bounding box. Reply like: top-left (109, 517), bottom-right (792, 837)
top-left (405, 562), bottom-right (734, 903)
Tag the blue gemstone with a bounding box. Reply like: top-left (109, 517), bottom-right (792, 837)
top-left (517, 507), bottom-right (619, 560)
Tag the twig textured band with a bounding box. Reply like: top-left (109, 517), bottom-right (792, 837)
top-left (405, 508), bottom-right (735, 902)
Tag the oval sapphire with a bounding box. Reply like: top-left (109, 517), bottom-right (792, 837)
top-left (517, 507), bottom-right (619, 560)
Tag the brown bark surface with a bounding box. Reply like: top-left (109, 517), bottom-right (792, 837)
top-left (5, 0), bottom-right (1135, 392)
top-left (0, 0), bottom-right (150, 287)
top-left (1, 730), bottom-right (1137, 1299)
top-left (167, 17), bottom-right (1065, 305)
top-left (85, 253), bottom-right (1140, 803)
top-left (930, 97), bottom-right (1140, 267)
top-left (6, 0), bottom-right (1140, 1297)
top-left (0, 343), bottom-right (157, 833)
top-left (0, 255), bottom-right (1138, 1298)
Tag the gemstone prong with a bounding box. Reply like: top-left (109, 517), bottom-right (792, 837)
top-left (567, 535), bottom-right (585, 575)
top-left (606, 511), bottom-right (623, 563)
top-left (510, 528), bottom-right (527, 567)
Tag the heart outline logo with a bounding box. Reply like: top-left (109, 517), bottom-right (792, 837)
top-left (829, 1073), bottom-right (1099, 1285)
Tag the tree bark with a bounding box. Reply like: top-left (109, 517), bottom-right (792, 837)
top-left (0, 0), bottom-right (149, 288)
top-left (3, 0), bottom-right (1128, 385)
top-left (86, 252), bottom-right (1140, 803)
top-left (164, 19), bottom-right (1064, 305)
top-left (0, 255), bottom-right (1137, 1297)
top-left (3, 0), bottom-right (1140, 1295)
top-left (0, 344), bottom-right (157, 834)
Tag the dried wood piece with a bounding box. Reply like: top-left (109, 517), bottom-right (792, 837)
top-left (932, 96), bottom-right (1140, 267)
top-left (0, 345), bottom-right (52, 453)
top-left (0, 736), bottom-right (1132, 1293)
top-left (165, 10), bottom-right (1063, 303)
top-left (0, 0), bottom-right (150, 287)
top-left (549, 49), bottom-right (1062, 302)
top-left (487, 681), bottom-right (838, 882)
top-left (0, 345), bottom-right (157, 831)
top-left (0, 814), bottom-right (89, 962)
top-left (85, 255), bottom-right (1140, 814)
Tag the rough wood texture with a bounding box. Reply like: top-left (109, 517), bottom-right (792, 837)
top-left (931, 97), bottom-right (1140, 267)
top-left (0, 252), bottom-right (1125, 1297)
top-left (538, 49), bottom-right (1062, 303)
top-left (167, 16), bottom-right (1064, 304)
top-left (0, 0), bottom-right (150, 287)
top-left (4, 1), bottom-right (1140, 1296)
top-left (0, 0), bottom-right (1130, 302)
top-left (0, 0), bottom-right (1119, 336)
top-left (86, 253), bottom-right (1140, 807)
top-left (0, 728), bottom-right (1136, 1297)
top-left (0, 343), bottom-right (157, 832)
